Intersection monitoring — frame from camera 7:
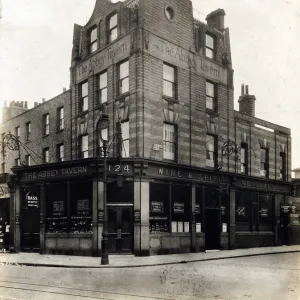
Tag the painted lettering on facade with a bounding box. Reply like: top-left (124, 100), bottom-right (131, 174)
top-left (237, 179), bottom-right (291, 193)
top-left (76, 36), bottom-right (130, 82)
top-left (147, 34), bottom-right (226, 84)
top-left (157, 167), bottom-right (228, 184)
top-left (22, 166), bottom-right (88, 181)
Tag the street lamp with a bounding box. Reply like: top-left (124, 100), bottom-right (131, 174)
top-left (98, 111), bottom-right (110, 265)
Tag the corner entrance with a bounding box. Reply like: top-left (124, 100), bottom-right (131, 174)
top-left (107, 205), bottom-right (133, 253)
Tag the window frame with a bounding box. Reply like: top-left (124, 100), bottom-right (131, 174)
top-left (163, 63), bottom-right (177, 99)
top-left (163, 123), bottom-right (177, 161)
top-left (279, 152), bottom-right (286, 181)
top-left (121, 120), bottom-right (130, 158)
top-left (57, 107), bottom-right (64, 131)
top-left (43, 113), bottom-right (50, 136)
top-left (89, 26), bottom-right (98, 54)
top-left (98, 71), bottom-right (108, 105)
top-left (205, 33), bottom-right (216, 60)
top-left (240, 142), bottom-right (248, 174)
top-left (25, 154), bottom-right (31, 166)
top-left (79, 134), bottom-right (89, 159)
top-left (79, 81), bottom-right (88, 113)
top-left (107, 13), bottom-right (118, 43)
top-left (118, 60), bottom-right (129, 96)
top-left (260, 148), bottom-right (269, 178)
top-left (206, 134), bottom-right (217, 168)
top-left (43, 147), bottom-right (50, 163)
top-left (57, 143), bottom-right (64, 162)
top-left (26, 122), bottom-right (31, 141)
top-left (206, 81), bottom-right (217, 112)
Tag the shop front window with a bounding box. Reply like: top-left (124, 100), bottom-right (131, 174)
top-left (171, 185), bottom-right (190, 233)
top-left (149, 183), bottom-right (169, 233)
top-left (195, 187), bottom-right (203, 233)
top-left (235, 191), bottom-right (253, 231)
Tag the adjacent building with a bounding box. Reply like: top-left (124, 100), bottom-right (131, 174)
top-left (0, 0), bottom-right (296, 256)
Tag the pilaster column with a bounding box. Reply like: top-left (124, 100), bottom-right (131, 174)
top-left (229, 187), bottom-right (236, 249)
top-left (39, 183), bottom-right (46, 254)
top-left (14, 185), bottom-right (21, 252)
top-left (191, 184), bottom-right (196, 252)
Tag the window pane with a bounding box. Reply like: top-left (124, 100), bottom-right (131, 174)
top-left (83, 97), bottom-right (88, 111)
top-left (109, 14), bottom-right (118, 29)
top-left (163, 81), bottom-right (174, 98)
top-left (90, 27), bottom-right (97, 42)
top-left (206, 97), bottom-right (214, 110)
top-left (101, 128), bottom-right (108, 141)
top-left (122, 140), bottom-right (129, 157)
top-left (241, 148), bottom-right (245, 163)
top-left (119, 61), bottom-right (129, 79)
top-left (163, 64), bottom-right (175, 82)
top-left (206, 34), bottom-right (214, 49)
top-left (81, 82), bottom-right (88, 97)
top-left (120, 77), bottom-right (129, 94)
top-left (206, 48), bottom-right (214, 59)
top-left (206, 82), bottom-right (214, 97)
top-left (206, 135), bottom-right (214, 151)
top-left (100, 88), bottom-right (107, 104)
top-left (82, 135), bottom-right (88, 151)
top-left (121, 121), bottom-right (129, 140)
top-left (90, 42), bottom-right (97, 53)
top-left (260, 149), bottom-right (266, 163)
top-left (99, 72), bottom-right (107, 89)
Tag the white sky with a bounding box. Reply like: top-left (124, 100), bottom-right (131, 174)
top-left (0, 0), bottom-right (300, 168)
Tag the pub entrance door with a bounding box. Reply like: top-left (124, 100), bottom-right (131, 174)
top-left (107, 205), bottom-right (133, 253)
top-left (205, 208), bottom-right (220, 250)
top-left (280, 207), bottom-right (290, 245)
top-left (21, 206), bottom-right (40, 252)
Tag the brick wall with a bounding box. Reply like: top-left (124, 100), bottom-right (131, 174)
top-left (0, 91), bottom-right (71, 169)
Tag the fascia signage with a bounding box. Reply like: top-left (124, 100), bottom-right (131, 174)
top-left (0, 184), bottom-right (9, 199)
top-left (76, 35), bottom-right (131, 83)
top-left (236, 179), bottom-right (292, 193)
top-left (154, 166), bottom-right (228, 184)
top-left (21, 166), bottom-right (91, 182)
top-left (25, 191), bottom-right (39, 208)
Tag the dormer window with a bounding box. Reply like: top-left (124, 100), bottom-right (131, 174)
top-left (205, 33), bottom-right (215, 59)
top-left (108, 13), bottom-right (118, 43)
top-left (89, 26), bottom-right (97, 53)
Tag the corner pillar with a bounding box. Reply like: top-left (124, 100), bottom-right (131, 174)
top-left (229, 187), bottom-right (236, 249)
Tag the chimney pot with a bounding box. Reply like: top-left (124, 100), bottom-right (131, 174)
top-left (63, 87), bottom-right (67, 92)
top-left (42, 98), bottom-right (46, 103)
top-left (245, 85), bottom-right (249, 95)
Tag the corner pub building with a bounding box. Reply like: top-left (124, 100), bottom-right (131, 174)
top-left (0, 0), bottom-right (297, 256)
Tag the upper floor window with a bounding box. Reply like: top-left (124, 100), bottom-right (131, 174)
top-left (206, 81), bottom-right (216, 111)
top-left (240, 143), bottom-right (248, 174)
top-left (260, 148), bottom-right (269, 177)
top-left (108, 13), bottom-right (118, 43)
top-left (163, 123), bottom-right (176, 160)
top-left (43, 148), bottom-right (49, 163)
top-left (206, 33), bottom-right (215, 59)
top-left (118, 60), bottom-right (129, 95)
top-left (80, 135), bottom-right (88, 158)
top-left (163, 63), bottom-right (176, 98)
top-left (98, 71), bottom-right (108, 104)
top-left (57, 107), bottom-right (64, 130)
top-left (121, 121), bottom-right (129, 158)
top-left (43, 114), bottom-right (50, 136)
top-left (206, 134), bottom-right (216, 168)
top-left (25, 154), bottom-right (31, 166)
top-left (89, 26), bottom-right (97, 53)
top-left (279, 152), bottom-right (286, 180)
top-left (26, 122), bottom-right (31, 141)
top-left (57, 144), bottom-right (64, 162)
top-left (15, 126), bottom-right (20, 139)
top-left (80, 82), bottom-right (88, 112)
top-left (1, 133), bottom-right (5, 159)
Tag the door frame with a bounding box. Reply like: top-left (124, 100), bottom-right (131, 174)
top-left (107, 204), bottom-right (134, 254)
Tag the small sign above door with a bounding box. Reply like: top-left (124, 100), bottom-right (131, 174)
top-left (25, 191), bottom-right (39, 208)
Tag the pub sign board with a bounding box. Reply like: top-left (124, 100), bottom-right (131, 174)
top-left (25, 191), bottom-right (39, 208)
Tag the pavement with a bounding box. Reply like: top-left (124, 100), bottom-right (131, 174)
top-left (0, 245), bottom-right (299, 268)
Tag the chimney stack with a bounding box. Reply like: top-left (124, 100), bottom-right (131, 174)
top-left (238, 84), bottom-right (256, 117)
top-left (42, 98), bottom-right (46, 103)
top-left (63, 87), bottom-right (67, 92)
top-left (206, 8), bottom-right (226, 31)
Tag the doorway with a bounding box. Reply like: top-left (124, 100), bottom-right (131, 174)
top-left (107, 206), bottom-right (133, 253)
top-left (280, 208), bottom-right (290, 245)
top-left (21, 206), bottom-right (40, 252)
top-left (205, 209), bottom-right (220, 250)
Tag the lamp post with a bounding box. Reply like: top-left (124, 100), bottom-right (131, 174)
top-left (98, 112), bottom-right (110, 265)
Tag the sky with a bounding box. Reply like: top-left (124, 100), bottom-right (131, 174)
top-left (0, 0), bottom-right (300, 169)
